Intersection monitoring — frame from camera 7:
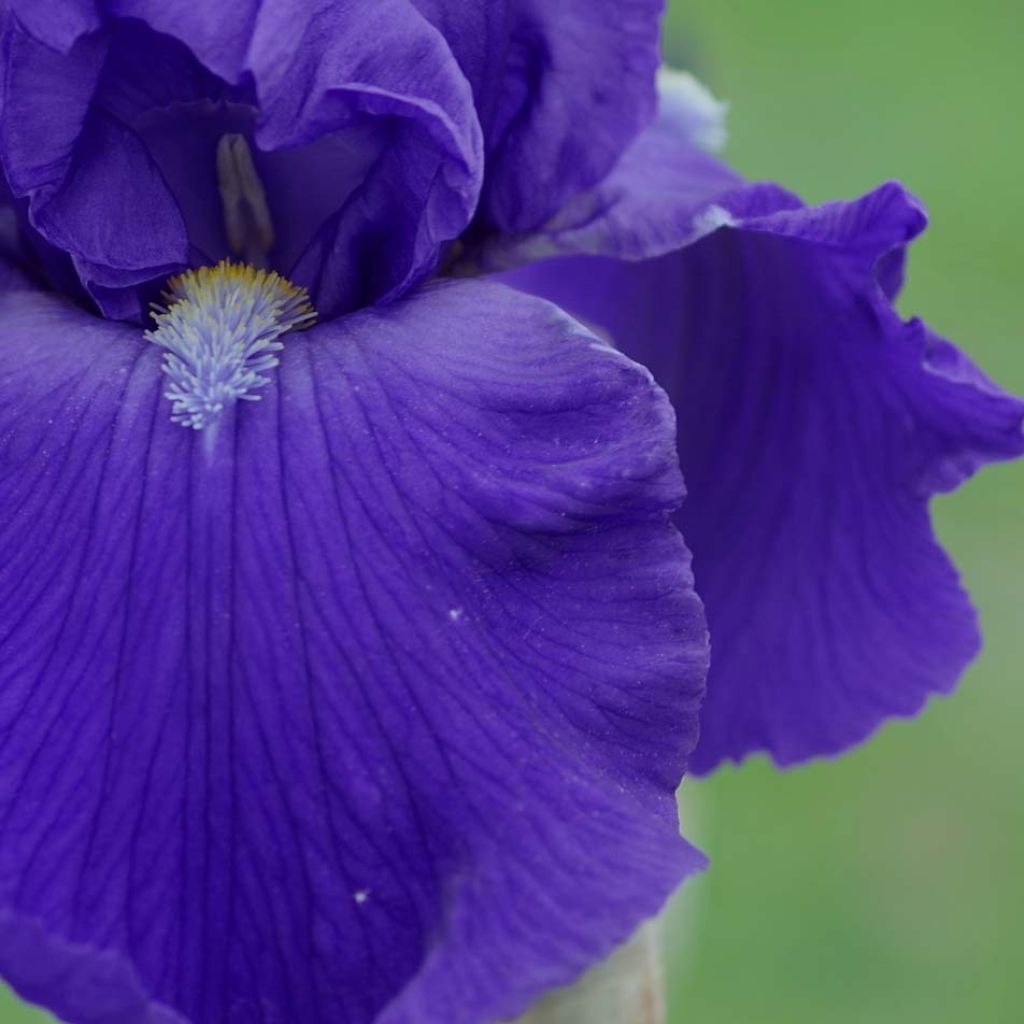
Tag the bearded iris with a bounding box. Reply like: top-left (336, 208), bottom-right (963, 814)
top-left (0, 4), bottom-right (1021, 1024)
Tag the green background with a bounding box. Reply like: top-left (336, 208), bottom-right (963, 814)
top-left (3, 2), bottom-right (1021, 1022)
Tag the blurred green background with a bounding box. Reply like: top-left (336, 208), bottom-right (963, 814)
top-left (661, 2), bottom-right (1024, 1023)
top-left (2, 2), bottom-right (1020, 1022)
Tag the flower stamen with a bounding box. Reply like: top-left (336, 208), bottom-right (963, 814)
top-left (145, 260), bottom-right (316, 431)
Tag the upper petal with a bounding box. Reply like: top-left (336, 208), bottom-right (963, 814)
top-left (0, 0), bottom-right (483, 319)
top-left (475, 69), bottom-right (794, 272)
top-left (410, 0), bottom-right (663, 232)
top-left (0, 278), bottom-right (707, 1023)
top-left (502, 182), bottom-right (1024, 772)
top-left (245, 0), bottom-right (483, 318)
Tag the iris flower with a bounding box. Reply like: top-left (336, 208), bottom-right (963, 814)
top-left (0, 3), bottom-right (1019, 1023)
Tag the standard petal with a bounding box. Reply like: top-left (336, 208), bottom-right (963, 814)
top-left (410, 0), bottom-right (662, 232)
top-left (29, 110), bottom-right (189, 304)
top-left (475, 69), bottom-right (795, 272)
top-left (0, 19), bottom-right (105, 199)
top-left (0, 279), bottom-right (707, 1023)
top-left (244, 0), bottom-right (482, 317)
top-left (501, 183), bottom-right (1024, 772)
top-left (0, 18), bottom-right (190, 317)
top-left (0, 0), bottom-right (482, 320)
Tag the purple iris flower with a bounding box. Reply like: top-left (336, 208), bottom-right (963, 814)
top-left (0, 4), bottom-right (1019, 1024)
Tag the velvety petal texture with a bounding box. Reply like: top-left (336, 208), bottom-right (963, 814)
top-left (0, 278), bottom-right (707, 1023)
top-left (503, 181), bottom-right (1024, 773)
top-left (0, 0), bottom-right (483, 319)
top-left (410, 0), bottom-right (662, 231)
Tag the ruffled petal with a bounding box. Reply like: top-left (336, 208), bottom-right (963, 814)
top-left (2, 0), bottom-right (101, 55)
top-left (0, 17), bottom-right (190, 317)
top-left (0, 0), bottom-right (482, 319)
top-left (476, 68), bottom-right (794, 272)
top-left (410, 0), bottom-right (662, 232)
top-left (244, 0), bottom-right (482, 317)
top-left (0, 279), bottom-right (707, 1023)
top-left (29, 110), bottom-right (189, 302)
top-left (0, 18), bottom-right (104, 198)
top-left (501, 182), bottom-right (1024, 772)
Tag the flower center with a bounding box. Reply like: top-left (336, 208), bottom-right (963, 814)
top-left (145, 261), bottom-right (316, 431)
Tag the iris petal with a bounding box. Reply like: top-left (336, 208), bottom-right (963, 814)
top-left (410, 0), bottom-right (663, 232)
top-left (31, 110), bottom-right (189, 306)
top-left (502, 180), bottom-right (1024, 772)
top-left (3, 0), bottom-right (669, 298)
top-left (0, 277), bottom-right (707, 1023)
top-left (0, 0), bottom-right (483, 319)
top-left (477, 72), bottom-right (792, 273)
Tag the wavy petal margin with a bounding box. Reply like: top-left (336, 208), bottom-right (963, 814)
top-left (0, 277), bottom-right (707, 1023)
top-left (499, 87), bottom-right (1024, 771)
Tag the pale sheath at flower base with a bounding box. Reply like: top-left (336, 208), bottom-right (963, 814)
top-left (0, 5), bottom-right (1021, 1024)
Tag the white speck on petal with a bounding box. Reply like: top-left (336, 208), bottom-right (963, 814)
top-left (692, 204), bottom-right (736, 237)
